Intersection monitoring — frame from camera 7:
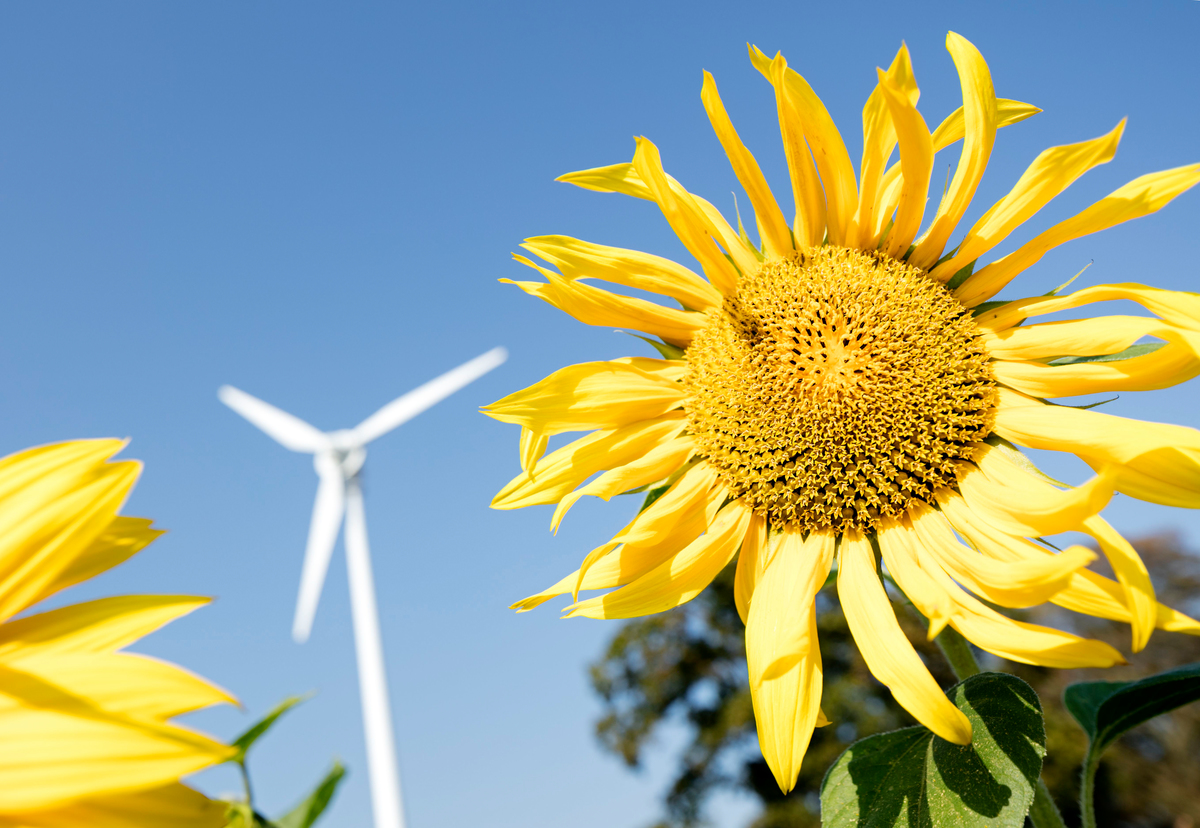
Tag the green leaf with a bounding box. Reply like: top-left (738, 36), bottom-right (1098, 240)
top-left (971, 300), bottom-right (1011, 317)
top-left (274, 761), bottom-right (347, 828)
top-left (1048, 342), bottom-right (1166, 366)
top-left (1064, 662), bottom-right (1200, 758)
top-left (1037, 396), bottom-right (1118, 410)
top-left (640, 482), bottom-right (671, 513)
top-left (945, 260), bottom-right (975, 291)
top-left (232, 696), bottom-right (307, 763)
top-left (820, 672), bottom-right (1045, 828)
top-left (625, 333), bottom-right (686, 360)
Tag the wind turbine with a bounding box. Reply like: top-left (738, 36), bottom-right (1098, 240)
top-left (218, 346), bottom-right (507, 828)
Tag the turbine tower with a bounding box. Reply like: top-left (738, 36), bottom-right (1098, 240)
top-left (218, 346), bottom-right (507, 828)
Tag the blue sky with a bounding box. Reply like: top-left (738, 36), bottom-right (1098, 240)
top-left (1, 2), bottom-right (1198, 826)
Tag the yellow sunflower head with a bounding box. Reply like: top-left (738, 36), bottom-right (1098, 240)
top-left (485, 32), bottom-right (1200, 793)
top-left (0, 440), bottom-right (234, 825)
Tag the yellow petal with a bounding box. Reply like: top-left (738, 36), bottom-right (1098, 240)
top-left (0, 664), bottom-right (232, 811)
top-left (29, 517), bottom-right (162, 610)
top-left (754, 48), bottom-right (857, 245)
top-left (0, 595), bottom-right (210, 661)
top-left (566, 500), bottom-right (751, 619)
top-left (484, 358), bottom-right (685, 436)
top-left (957, 164), bottom-right (1200, 307)
top-left (0, 441), bottom-right (140, 622)
top-left (747, 531), bottom-right (833, 683)
top-left (954, 442), bottom-right (1114, 537)
top-left (881, 520), bottom-right (1124, 669)
top-left (520, 235), bottom-right (722, 312)
top-left (554, 158), bottom-right (753, 277)
top-left (909, 32), bottom-right (997, 269)
top-left (733, 512), bottom-right (767, 624)
top-left (504, 259), bottom-right (704, 346)
top-left (977, 281), bottom-right (1200, 336)
top-left (931, 121), bottom-right (1124, 282)
top-left (7, 652), bottom-right (234, 722)
top-left (994, 386), bottom-right (1200, 508)
top-left (745, 530), bottom-right (832, 793)
top-left (511, 463), bottom-right (720, 611)
top-left (850, 45), bottom-right (917, 251)
top-left (556, 161), bottom-right (651, 197)
top-left (982, 314), bottom-right (1165, 360)
top-left (1080, 515), bottom-right (1156, 652)
top-left (992, 336), bottom-right (1200, 397)
top-left (837, 529), bottom-right (971, 744)
top-left (690, 193), bottom-right (762, 277)
top-left (940, 489), bottom-right (1196, 637)
top-left (747, 45), bottom-right (826, 247)
top-left (701, 71), bottom-right (793, 258)
top-left (7, 783), bottom-right (229, 828)
top-left (551, 434), bottom-right (694, 530)
top-left (518, 426), bottom-right (549, 473)
top-left (874, 98), bottom-right (1040, 243)
top-left (876, 65), bottom-right (934, 258)
top-left (912, 500), bottom-right (1093, 608)
top-left (1052, 566), bottom-right (1200, 637)
top-left (929, 98), bottom-right (1041, 152)
top-left (492, 415), bottom-right (686, 511)
top-left (632, 137), bottom-right (741, 295)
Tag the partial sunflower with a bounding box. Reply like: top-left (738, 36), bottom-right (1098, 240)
top-left (0, 440), bottom-right (234, 828)
top-left (485, 32), bottom-right (1200, 792)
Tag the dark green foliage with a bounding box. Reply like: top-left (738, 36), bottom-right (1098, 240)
top-left (820, 673), bottom-right (1045, 828)
top-left (1064, 664), bottom-right (1200, 759)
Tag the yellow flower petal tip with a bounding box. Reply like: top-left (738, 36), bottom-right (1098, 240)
top-left (493, 35), bottom-right (1198, 792)
top-left (0, 441), bottom-right (231, 817)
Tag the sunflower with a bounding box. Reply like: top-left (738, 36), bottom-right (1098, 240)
top-left (485, 32), bottom-right (1200, 792)
top-left (0, 440), bottom-right (234, 827)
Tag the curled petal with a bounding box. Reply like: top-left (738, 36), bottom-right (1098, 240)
top-left (838, 530), bottom-right (972, 745)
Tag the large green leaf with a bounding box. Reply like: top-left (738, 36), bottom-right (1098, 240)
top-left (274, 761), bottom-right (347, 828)
top-left (820, 672), bottom-right (1045, 828)
top-left (1064, 662), bottom-right (1200, 757)
top-left (232, 696), bottom-right (307, 763)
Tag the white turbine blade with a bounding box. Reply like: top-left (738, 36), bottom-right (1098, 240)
top-left (219, 385), bottom-right (330, 453)
top-left (350, 346), bottom-right (508, 445)
top-left (292, 463), bottom-right (346, 643)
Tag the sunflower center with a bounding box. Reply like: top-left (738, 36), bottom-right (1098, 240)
top-left (683, 245), bottom-right (996, 534)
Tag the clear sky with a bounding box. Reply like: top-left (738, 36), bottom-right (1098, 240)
top-left (1, 2), bottom-right (1198, 826)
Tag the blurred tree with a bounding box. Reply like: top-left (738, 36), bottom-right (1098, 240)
top-left (589, 533), bottom-right (1200, 828)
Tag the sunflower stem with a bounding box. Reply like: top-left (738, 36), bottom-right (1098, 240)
top-left (934, 625), bottom-right (980, 679)
top-left (934, 627), bottom-right (1068, 828)
top-left (1079, 752), bottom-right (1100, 828)
top-left (1031, 779), bottom-right (1069, 828)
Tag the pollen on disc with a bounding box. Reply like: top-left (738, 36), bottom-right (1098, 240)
top-left (683, 245), bottom-right (997, 534)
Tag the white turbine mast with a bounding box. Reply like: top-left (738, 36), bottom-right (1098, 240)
top-left (219, 346), bottom-right (507, 828)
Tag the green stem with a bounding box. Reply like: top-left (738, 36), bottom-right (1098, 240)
top-left (934, 625), bottom-right (980, 679)
top-left (935, 626), bottom-right (1068, 828)
top-left (1030, 778), bottom-right (1069, 828)
top-left (238, 760), bottom-right (254, 808)
top-left (1080, 752), bottom-right (1100, 828)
